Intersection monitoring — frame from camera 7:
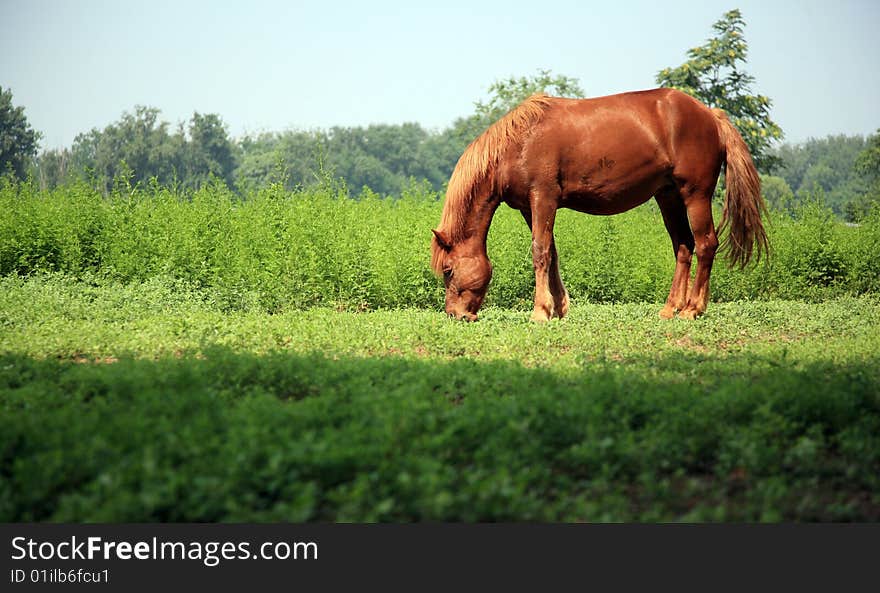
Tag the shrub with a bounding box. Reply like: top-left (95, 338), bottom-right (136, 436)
top-left (0, 180), bottom-right (877, 311)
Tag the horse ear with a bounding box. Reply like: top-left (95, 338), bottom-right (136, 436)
top-left (432, 229), bottom-right (452, 251)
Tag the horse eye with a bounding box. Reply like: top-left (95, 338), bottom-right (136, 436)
top-left (443, 268), bottom-right (453, 279)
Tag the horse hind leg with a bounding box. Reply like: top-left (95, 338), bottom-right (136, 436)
top-left (656, 188), bottom-right (694, 319)
top-left (678, 192), bottom-right (718, 320)
top-left (548, 241), bottom-right (570, 318)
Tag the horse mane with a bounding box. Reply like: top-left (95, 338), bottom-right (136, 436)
top-left (431, 93), bottom-right (552, 275)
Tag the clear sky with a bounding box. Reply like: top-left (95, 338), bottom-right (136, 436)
top-left (2, 0), bottom-right (878, 149)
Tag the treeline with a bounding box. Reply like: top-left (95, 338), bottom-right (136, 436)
top-left (767, 135), bottom-right (878, 220)
top-left (31, 106), bottom-right (489, 197)
top-left (33, 108), bottom-right (238, 192)
top-left (9, 8), bottom-right (877, 220)
top-left (31, 104), bottom-right (880, 221)
top-left (26, 69), bottom-right (582, 197)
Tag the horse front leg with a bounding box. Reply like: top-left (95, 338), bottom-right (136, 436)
top-left (521, 209), bottom-right (569, 320)
top-left (527, 191), bottom-right (561, 322)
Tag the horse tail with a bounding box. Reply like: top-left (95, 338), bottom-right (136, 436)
top-left (431, 94), bottom-right (551, 275)
top-left (712, 108), bottom-right (769, 268)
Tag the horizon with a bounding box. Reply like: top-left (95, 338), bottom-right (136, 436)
top-left (2, 0), bottom-right (878, 150)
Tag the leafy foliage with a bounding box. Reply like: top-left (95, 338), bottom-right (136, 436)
top-left (1, 180), bottom-right (878, 312)
top-left (759, 175), bottom-right (794, 211)
top-left (772, 134), bottom-right (872, 218)
top-left (0, 87), bottom-right (41, 180)
top-left (236, 123), bottom-right (456, 196)
top-left (656, 9), bottom-right (783, 172)
top-left (855, 130), bottom-right (880, 179)
top-left (847, 130), bottom-right (880, 221)
top-left (1, 172), bottom-right (879, 523)
top-left (35, 107), bottom-right (238, 193)
top-left (184, 112), bottom-right (238, 188)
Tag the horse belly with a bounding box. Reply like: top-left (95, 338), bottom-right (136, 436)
top-left (560, 167), bottom-right (668, 215)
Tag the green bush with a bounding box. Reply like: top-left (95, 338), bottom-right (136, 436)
top-left (1, 179), bottom-right (877, 311)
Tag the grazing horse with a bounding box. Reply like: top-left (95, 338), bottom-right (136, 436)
top-left (431, 88), bottom-right (768, 321)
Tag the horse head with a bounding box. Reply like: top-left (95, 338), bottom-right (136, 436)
top-left (432, 229), bottom-right (492, 321)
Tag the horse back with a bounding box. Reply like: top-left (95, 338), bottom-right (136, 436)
top-left (500, 88), bottom-right (723, 214)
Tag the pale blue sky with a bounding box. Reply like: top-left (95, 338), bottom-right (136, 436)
top-left (2, 0), bottom-right (878, 149)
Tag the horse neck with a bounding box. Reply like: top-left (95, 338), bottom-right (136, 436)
top-left (459, 194), bottom-right (501, 255)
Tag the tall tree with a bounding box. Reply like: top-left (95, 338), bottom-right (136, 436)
top-left (0, 87), bottom-right (41, 179)
top-left (474, 68), bottom-right (585, 122)
top-left (185, 112), bottom-right (237, 188)
top-left (846, 129), bottom-right (880, 221)
top-left (656, 9), bottom-right (783, 172)
top-left (854, 130), bottom-right (880, 180)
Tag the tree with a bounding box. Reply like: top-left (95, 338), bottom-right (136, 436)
top-left (72, 106), bottom-right (180, 192)
top-left (0, 87), bottom-right (41, 179)
top-left (235, 122), bottom-right (462, 196)
top-left (185, 112), bottom-right (237, 188)
top-left (772, 134), bottom-right (870, 216)
top-left (32, 148), bottom-right (72, 190)
top-left (235, 132), bottom-right (284, 191)
top-left (773, 135), bottom-right (867, 196)
top-left (847, 129), bottom-right (880, 221)
top-left (656, 9), bottom-right (783, 172)
top-left (474, 68), bottom-right (585, 122)
top-left (760, 174), bottom-right (794, 212)
top-left (68, 107), bottom-right (237, 192)
top-left (854, 129), bottom-right (880, 180)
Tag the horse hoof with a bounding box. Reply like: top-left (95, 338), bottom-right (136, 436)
top-left (678, 309), bottom-right (700, 320)
top-left (530, 310), bottom-right (552, 323)
top-left (557, 296), bottom-right (570, 319)
top-left (659, 305), bottom-right (676, 319)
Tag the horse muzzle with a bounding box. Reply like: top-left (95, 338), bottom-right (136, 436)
top-left (447, 311), bottom-right (478, 322)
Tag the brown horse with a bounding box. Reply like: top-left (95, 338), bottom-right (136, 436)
top-left (431, 88), bottom-right (768, 321)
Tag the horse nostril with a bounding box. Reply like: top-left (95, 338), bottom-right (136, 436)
top-left (447, 311), bottom-right (476, 322)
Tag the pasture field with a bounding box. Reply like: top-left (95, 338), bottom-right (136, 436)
top-left (1, 276), bottom-right (878, 521)
top-left (1, 181), bottom-right (879, 522)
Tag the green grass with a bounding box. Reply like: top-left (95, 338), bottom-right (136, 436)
top-left (3, 180), bottom-right (879, 521)
top-left (2, 276), bottom-right (878, 521)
